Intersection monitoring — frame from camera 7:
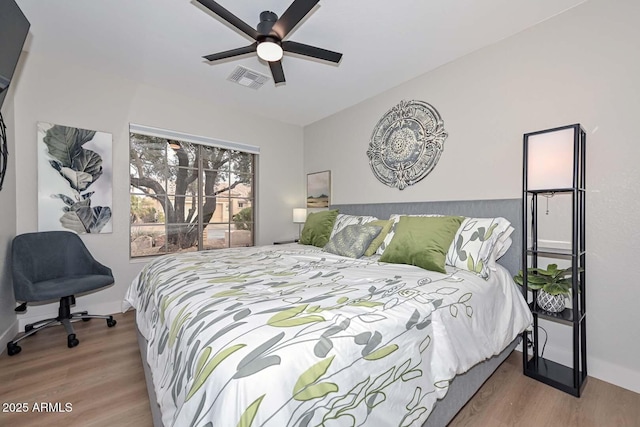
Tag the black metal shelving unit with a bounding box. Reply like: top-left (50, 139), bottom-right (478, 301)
top-left (521, 124), bottom-right (587, 397)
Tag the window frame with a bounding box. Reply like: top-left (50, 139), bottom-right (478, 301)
top-left (129, 124), bottom-right (258, 259)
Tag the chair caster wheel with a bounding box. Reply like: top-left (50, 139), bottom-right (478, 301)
top-left (67, 334), bottom-right (79, 348)
top-left (7, 342), bottom-right (21, 356)
top-left (81, 311), bottom-right (91, 321)
top-left (106, 318), bottom-right (117, 328)
top-left (25, 324), bottom-right (37, 335)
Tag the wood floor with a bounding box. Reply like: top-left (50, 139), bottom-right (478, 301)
top-left (0, 311), bottom-right (152, 427)
top-left (0, 311), bottom-right (638, 427)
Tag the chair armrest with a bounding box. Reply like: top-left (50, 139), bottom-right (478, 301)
top-left (12, 268), bottom-right (37, 302)
top-left (91, 259), bottom-right (113, 278)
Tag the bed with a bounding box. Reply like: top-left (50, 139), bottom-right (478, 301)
top-left (124, 199), bottom-right (532, 427)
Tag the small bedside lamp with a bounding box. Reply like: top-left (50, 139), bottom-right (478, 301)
top-left (293, 208), bottom-right (307, 240)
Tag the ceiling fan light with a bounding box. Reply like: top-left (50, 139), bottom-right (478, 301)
top-left (257, 41), bottom-right (283, 62)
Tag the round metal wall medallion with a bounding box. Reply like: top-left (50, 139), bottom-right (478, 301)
top-left (367, 100), bottom-right (447, 190)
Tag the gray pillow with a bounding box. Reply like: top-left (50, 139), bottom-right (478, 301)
top-left (323, 224), bottom-right (383, 259)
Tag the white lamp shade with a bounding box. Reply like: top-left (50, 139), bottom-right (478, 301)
top-left (527, 127), bottom-right (575, 191)
top-left (257, 41), bottom-right (283, 62)
top-left (293, 208), bottom-right (307, 223)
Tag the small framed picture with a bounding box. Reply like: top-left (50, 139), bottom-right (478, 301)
top-left (307, 170), bottom-right (331, 208)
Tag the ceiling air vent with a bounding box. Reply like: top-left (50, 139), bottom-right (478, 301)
top-left (227, 66), bottom-right (270, 89)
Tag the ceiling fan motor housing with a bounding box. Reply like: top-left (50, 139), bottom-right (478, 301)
top-left (258, 11), bottom-right (279, 37)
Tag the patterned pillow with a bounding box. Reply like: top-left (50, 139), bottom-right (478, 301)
top-left (329, 214), bottom-right (378, 239)
top-left (363, 219), bottom-right (394, 257)
top-left (323, 224), bottom-right (383, 258)
top-left (445, 217), bottom-right (513, 279)
top-left (493, 230), bottom-right (514, 259)
top-left (488, 235), bottom-right (513, 272)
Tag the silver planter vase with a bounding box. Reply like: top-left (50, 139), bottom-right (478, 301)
top-left (537, 291), bottom-right (566, 313)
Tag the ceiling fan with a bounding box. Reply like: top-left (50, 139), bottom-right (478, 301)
top-left (196, 0), bottom-right (343, 84)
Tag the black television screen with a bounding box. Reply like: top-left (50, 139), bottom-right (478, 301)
top-left (0, 0), bottom-right (30, 110)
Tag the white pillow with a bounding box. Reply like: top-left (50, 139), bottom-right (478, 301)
top-left (488, 238), bottom-right (512, 270)
top-left (445, 217), bottom-right (513, 279)
top-left (494, 227), bottom-right (514, 259)
top-left (329, 214), bottom-right (378, 239)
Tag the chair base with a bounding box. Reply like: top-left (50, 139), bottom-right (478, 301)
top-left (7, 295), bottom-right (116, 356)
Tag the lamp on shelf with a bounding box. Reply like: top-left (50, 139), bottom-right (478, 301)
top-left (293, 208), bottom-right (307, 240)
top-left (525, 125), bottom-right (581, 191)
top-left (521, 123), bottom-right (587, 397)
top-left (524, 124), bottom-right (585, 214)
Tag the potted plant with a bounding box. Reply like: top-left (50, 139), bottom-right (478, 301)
top-left (514, 264), bottom-right (578, 313)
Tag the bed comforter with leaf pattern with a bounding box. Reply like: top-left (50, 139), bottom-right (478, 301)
top-left (123, 244), bottom-right (532, 427)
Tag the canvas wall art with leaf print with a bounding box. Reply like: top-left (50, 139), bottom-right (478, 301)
top-left (37, 122), bottom-right (113, 233)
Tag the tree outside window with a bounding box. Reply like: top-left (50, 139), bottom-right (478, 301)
top-left (129, 132), bottom-right (255, 258)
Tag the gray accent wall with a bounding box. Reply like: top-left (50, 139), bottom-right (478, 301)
top-left (305, 0), bottom-right (640, 393)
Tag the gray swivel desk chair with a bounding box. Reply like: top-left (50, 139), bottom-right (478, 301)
top-left (7, 231), bottom-right (117, 356)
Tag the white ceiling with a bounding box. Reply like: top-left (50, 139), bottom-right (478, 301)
top-left (15, 0), bottom-right (586, 126)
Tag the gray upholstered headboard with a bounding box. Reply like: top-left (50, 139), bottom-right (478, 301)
top-left (331, 198), bottom-right (522, 276)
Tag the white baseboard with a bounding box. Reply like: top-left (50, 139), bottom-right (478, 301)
top-left (589, 355), bottom-right (640, 394)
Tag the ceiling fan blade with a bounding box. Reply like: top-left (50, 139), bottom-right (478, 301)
top-left (269, 61), bottom-right (286, 84)
top-left (204, 43), bottom-right (257, 61)
top-left (271, 0), bottom-right (319, 39)
top-left (196, 0), bottom-right (259, 40)
top-left (282, 41), bottom-right (342, 63)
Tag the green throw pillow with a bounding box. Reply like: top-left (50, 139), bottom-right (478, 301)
top-left (323, 224), bottom-right (383, 258)
top-left (364, 219), bottom-right (394, 256)
top-left (299, 209), bottom-right (339, 247)
top-left (379, 216), bottom-right (463, 273)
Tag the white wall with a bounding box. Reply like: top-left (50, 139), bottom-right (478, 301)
top-left (304, 0), bottom-right (640, 393)
top-left (9, 51), bottom-right (304, 330)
